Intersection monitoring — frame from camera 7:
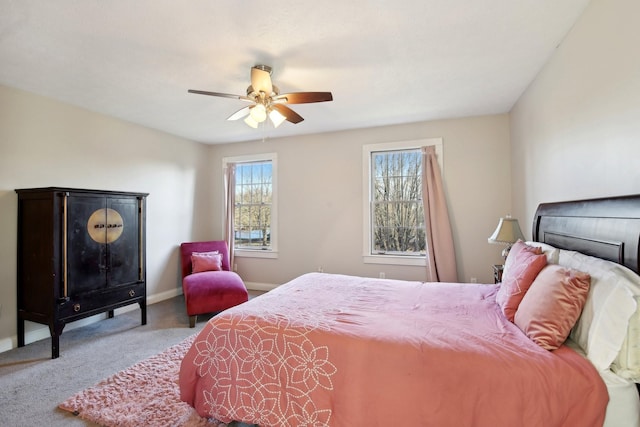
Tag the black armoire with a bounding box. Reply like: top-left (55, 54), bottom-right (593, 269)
top-left (15, 187), bottom-right (148, 358)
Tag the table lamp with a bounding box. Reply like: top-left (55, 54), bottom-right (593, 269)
top-left (488, 215), bottom-right (525, 259)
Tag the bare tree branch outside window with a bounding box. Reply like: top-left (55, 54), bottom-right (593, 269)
top-left (371, 149), bottom-right (425, 255)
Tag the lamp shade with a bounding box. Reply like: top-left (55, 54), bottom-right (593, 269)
top-left (249, 104), bottom-right (267, 123)
top-left (488, 216), bottom-right (525, 245)
top-left (269, 109), bottom-right (286, 128)
top-left (244, 115), bottom-right (259, 128)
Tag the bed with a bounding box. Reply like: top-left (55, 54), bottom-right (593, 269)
top-left (180, 194), bottom-right (640, 426)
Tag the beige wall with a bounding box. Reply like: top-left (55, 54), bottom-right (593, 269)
top-left (510, 0), bottom-right (640, 229)
top-left (0, 84), bottom-right (213, 350)
top-left (210, 115), bottom-right (511, 287)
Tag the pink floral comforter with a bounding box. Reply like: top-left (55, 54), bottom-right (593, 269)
top-left (180, 273), bottom-right (608, 427)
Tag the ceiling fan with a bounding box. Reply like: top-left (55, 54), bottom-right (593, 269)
top-left (188, 65), bottom-right (333, 129)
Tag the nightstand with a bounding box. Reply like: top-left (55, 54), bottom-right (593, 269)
top-left (493, 265), bottom-right (504, 283)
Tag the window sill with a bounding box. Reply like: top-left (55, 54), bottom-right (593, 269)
top-left (235, 249), bottom-right (278, 259)
top-left (363, 255), bottom-right (426, 266)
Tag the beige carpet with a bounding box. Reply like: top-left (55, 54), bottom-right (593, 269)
top-left (59, 334), bottom-right (225, 427)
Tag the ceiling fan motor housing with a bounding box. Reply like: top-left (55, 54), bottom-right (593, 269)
top-left (247, 85), bottom-right (279, 98)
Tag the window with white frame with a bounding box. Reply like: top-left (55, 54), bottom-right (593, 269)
top-left (362, 138), bottom-right (443, 266)
top-left (223, 153), bottom-right (278, 258)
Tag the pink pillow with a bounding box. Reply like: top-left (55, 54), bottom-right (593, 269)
top-left (496, 241), bottom-right (547, 322)
top-left (501, 240), bottom-right (543, 278)
top-left (514, 265), bottom-right (590, 350)
top-left (191, 251), bottom-right (222, 273)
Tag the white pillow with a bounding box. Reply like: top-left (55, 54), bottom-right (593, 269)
top-left (612, 294), bottom-right (640, 381)
top-left (525, 241), bottom-right (560, 264)
top-left (558, 249), bottom-right (639, 371)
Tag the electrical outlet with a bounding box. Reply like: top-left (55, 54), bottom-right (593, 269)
top-left (470, 277), bottom-right (477, 283)
top-left (379, 272), bottom-right (386, 279)
top-left (317, 266), bottom-right (324, 273)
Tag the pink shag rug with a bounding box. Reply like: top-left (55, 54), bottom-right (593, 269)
top-left (59, 335), bottom-right (225, 427)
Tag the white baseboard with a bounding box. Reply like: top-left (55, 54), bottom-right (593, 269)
top-left (245, 281), bottom-right (279, 292)
top-left (0, 284), bottom-right (275, 354)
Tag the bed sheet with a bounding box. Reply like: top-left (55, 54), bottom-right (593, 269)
top-left (180, 272), bottom-right (608, 427)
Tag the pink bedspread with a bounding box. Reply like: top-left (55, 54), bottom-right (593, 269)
top-left (180, 273), bottom-right (608, 426)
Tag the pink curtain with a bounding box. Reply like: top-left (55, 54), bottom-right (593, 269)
top-left (422, 146), bottom-right (458, 282)
top-left (224, 163), bottom-right (236, 268)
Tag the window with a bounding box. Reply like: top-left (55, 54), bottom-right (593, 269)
top-left (362, 139), bottom-right (443, 266)
top-left (223, 153), bottom-right (277, 258)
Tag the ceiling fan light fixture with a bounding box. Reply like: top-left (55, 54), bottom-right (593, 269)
top-left (269, 109), bottom-right (287, 128)
top-left (244, 115), bottom-right (259, 128)
top-left (249, 103), bottom-right (267, 123)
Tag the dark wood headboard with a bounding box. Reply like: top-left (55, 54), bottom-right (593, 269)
top-left (532, 194), bottom-right (640, 274)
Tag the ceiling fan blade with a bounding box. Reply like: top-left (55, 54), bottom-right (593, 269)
top-left (227, 106), bottom-right (251, 121)
top-left (251, 66), bottom-right (273, 95)
top-left (272, 104), bottom-right (304, 124)
top-left (188, 89), bottom-right (252, 101)
top-left (273, 92), bottom-right (333, 104)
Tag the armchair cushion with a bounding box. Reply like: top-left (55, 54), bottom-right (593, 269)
top-left (182, 270), bottom-right (248, 315)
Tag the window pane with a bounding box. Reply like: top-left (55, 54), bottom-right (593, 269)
top-left (234, 160), bottom-right (273, 250)
top-left (371, 149), bottom-right (425, 256)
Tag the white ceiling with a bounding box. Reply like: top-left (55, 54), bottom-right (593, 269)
top-left (0, 0), bottom-right (590, 144)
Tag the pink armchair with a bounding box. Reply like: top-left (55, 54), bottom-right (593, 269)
top-left (180, 241), bottom-right (248, 327)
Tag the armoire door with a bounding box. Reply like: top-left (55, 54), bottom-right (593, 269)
top-left (106, 196), bottom-right (141, 288)
top-left (66, 194), bottom-right (107, 295)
